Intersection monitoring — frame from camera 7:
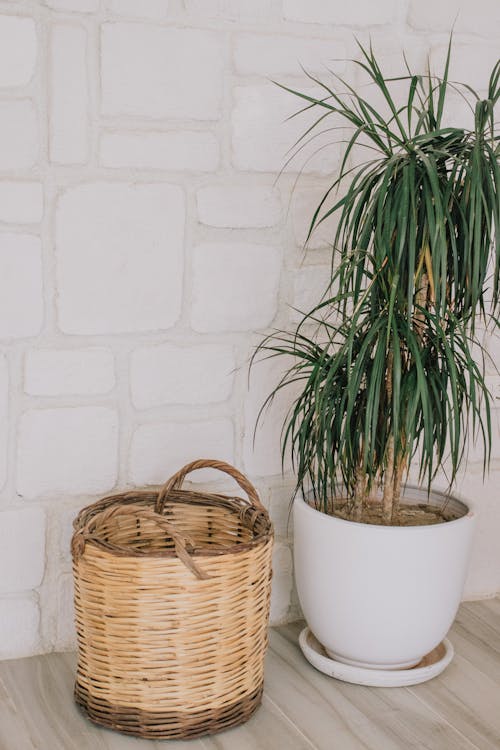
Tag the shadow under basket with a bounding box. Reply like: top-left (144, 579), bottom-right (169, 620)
top-left (71, 459), bottom-right (274, 740)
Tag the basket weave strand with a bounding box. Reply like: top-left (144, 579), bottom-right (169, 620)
top-left (72, 459), bottom-right (273, 739)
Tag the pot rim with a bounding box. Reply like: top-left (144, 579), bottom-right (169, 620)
top-left (297, 483), bottom-right (474, 532)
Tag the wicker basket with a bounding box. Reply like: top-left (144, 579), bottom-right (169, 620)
top-left (71, 459), bottom-right (273, 740)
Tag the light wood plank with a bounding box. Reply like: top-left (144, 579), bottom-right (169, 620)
top-left (0, 600), bottom-right (498, 750)
top-left (404, 599), bottom-right (500, 750)
top-left (0, 653), bottom-right (107, 750)
top-left (461, 599), bottom-right (500, 641)
top-left (408, 654), bottom-right (500, 750)
top-left (202, 695), bottom-right (316, 750)
top-left (270, 624), bottom-right (478, 750)
top-left (0, 651), bottom-right (205, 750)
top-left (0, 649), bottom-right (311, 750)
top-left (449, 604), bottom-right (500, 685)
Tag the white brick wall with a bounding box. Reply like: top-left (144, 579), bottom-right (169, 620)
top-left (0, 182), bottom-right (43, 224)
top-left (100, 131), bottom-right (220, 171)
top-left (130, 342), bottom-right (235, 408)
top-left (0, 597), bottom-right (40, 659)
top-left (0, 0), bottom-right (499, 659)
top-left (197, 185), bottom-right (282, 228)
top-left (55, 182), bottom-right (185, 333)
top-left (49, 24), bottom-right (89, 164)
top-left (24, 348), bottom-right (115, 396)
top-left (17, 407), bottom-right (119, 498)
top-left (283, 0), bottom-right (397, 26)
top-left (55, 574), bottom-right (76, 649)
top-left (408, 0), bottom-right (500, 33)
top-left (101, 24), bottom-right (224, 119)
top-left (291, 265), bottom-right (331, 321)
top-left (191, 242), bottom-right (282, 332)
top-left (243, 355), bottom-right (297, 477)
top-left (232, 84), bottom-right (341, 173)
top-left (129, 419), bottom-right (235, 485)
top-left (186, 0), bottom-right (274, 20)
top-left (290, 186), bottom-right (339, 251)
top-left (0, 356), bottom-right (8, 491)
top-left (0, 16), bottom-right (36, 87)
top-left (0, 508), bottom-right (45, 594)
top-left (0, 234), bottom-right (43, 339)
top-left (233, 33), bottom-right (347, 76)
top-left (106, 0), bottom-right (170, 20)
top-left (270, 542), bottom-right (293, 623)
top-left (0, 101), bottom-right (38, 169)
top-left (47, 0), bottom-right (99, 11)
top-left (431, 41), bottom-right (500, 94)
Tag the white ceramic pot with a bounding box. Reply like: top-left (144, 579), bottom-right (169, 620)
top-left (293, 486), bottom-right (476, 670)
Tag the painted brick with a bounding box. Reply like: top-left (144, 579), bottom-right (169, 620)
top-left (355, 32), bottom-right (428, 80)
top-left (270, 542), bottom-right (293, 624)
top-left (0, 15), bottom-right (36, 87)
top-left (197, 185), bottom-right (281, 228)
top-left (106, 0), bottom-right (170, 19)
top-left (0, 100), bottom-right (38, 169)
top-left (17, 407), bottom-right (118, 498)
top-left (191, 242), bottom-right (281, 332)
top-left (55, 182), bottom-right (185, 334)
top-left (243, 355), bottom-right (297, 477)
top-left (485, 330), bottom-right (500, 376)
top-left (350, 35), bottom-right (430, 129)
top-left (58, 504), bottom-right (84, 562)
top-left (232, 84), bottom-right (340, 173)
top-left (24, 348), bottom-right (115, 396)
top-left (291, 186), bottom-right (338, 250)
top-left (0, 234), bottom-right (43, 339)
top-left (130, 342), bottom-right (235, 408)
top-left (234, 33), bottom-right (346, 76)
top-left (464, 408), bottom-right (500, 464)
top-left (458, 470), bottom-right (500, 597)
top-left (55, 574), bottom-right (76, 650)
top-left (45, 0), bottom-right (99, 11)
top-left (49, 24), bottom-right (88, 164)
top-left (0, 597), bottom-right (40, 659)
top-left (0, 356), bottom-right (7, 491)
top-left (186, 0), bottom-right (273, 19)
top-left (0, 182), bottom-right (43, 224)
top-left (431, 41), bottom-right (500, 93)
top-left (0, 508), bottom-right (45, 594)
top-left (408, 0), bottom-right (500, 33)
top-left (129, 419), bottom-right (234, 485)
top-left (101, 23), bottom-right (224, 119)
top-left (268, 482), bottom-right (296, 538)
top-left (438, 88), bottom-right (476, 132)
top-left (292, 265), bottom-right (330, 321)
top-left (283, 0), bottom-right (397, 25)
top-left (100, 131), bottom-right (219, 171)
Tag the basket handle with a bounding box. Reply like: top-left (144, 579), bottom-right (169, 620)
top-left (155, 459), bottom-right (264, 514)
top-left (72, 504), bottom-right (210, 580)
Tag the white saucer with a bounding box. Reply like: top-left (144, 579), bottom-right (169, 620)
top-left (299, 627), bottom-right (454, 687)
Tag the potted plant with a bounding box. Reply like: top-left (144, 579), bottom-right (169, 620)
top-left (255, 41), bottom-right (500, 684)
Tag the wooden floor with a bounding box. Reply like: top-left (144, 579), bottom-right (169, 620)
top-left (0, 598), bottom-right (499, 750)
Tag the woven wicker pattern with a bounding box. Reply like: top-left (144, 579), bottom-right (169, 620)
top-left (72, 459), bottom-right (273, 739)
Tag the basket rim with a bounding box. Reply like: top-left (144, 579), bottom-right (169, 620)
top-left (72, 488), bottom-right (273, 560)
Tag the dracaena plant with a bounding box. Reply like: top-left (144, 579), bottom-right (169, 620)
top-left (255, 41), bottom-right (500, 524)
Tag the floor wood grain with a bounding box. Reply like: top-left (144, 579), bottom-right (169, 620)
top-left (0, 599), bottom-right (498, 750)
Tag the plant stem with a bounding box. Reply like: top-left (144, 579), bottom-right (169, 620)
top-left (415, 271), bottom-right (429, 343)
top-left (382, 350), bottom-right (395, 524)
top-left (353, 464), bottom-right (367, 521)
top-left (391, 457), bottom-right (405, 524)
top-left (382, 437), bottom-right (395, 524)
